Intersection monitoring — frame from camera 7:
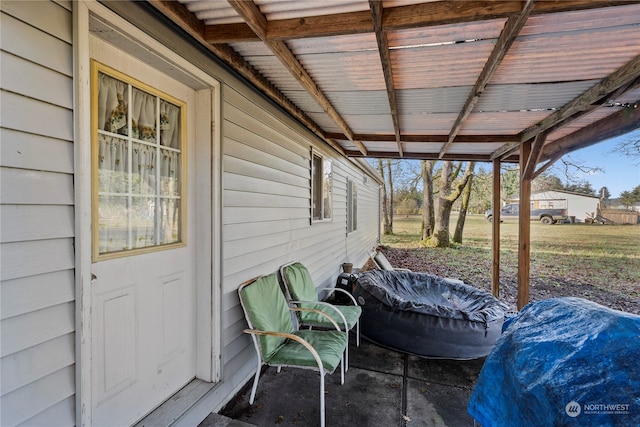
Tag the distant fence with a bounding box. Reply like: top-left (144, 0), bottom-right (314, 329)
top-left (598, 208), bottom-right (639, 225)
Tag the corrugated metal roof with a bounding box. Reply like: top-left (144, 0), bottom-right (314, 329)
top-left (392, 39), bottom-right (497, 89)
top-left (325, 91), bottom-right (392, 115)
top-left (475, 81), bottom-right (599, 112)
top-left (343, 114), bottom-right (395, 134)
top-left (400, 113), bottom-right (457, 135)
top-left (388, 19), bottom-right (506, 48)
top-left (461, 111), bottom-right (551, 135)
top-left (164, 1), bottom-right (640, 162)
top-left (397, 87), bottom-right (470, 114)
top-left (492, 26), bottom-right (640, 84)
top-left (182, 0), bottom-right (242, 25)
top-left (298, 50), bottom-right (386, 91)
top-left (254, 0), bottom-right (369, 20)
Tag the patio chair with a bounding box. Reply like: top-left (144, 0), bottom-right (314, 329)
top-left (280, 262), bottom-right (362, 370)
top-left (238, 273), bottom-right (348, 427)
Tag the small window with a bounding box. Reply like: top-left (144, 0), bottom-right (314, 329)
top-left (92, 61), bottom-right (186, 259)
top-left (347, 179), bottom-right (357, 233)
top-left (311, 152), bottom-right (332, 222)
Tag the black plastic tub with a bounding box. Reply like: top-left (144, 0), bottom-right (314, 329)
top-left (353, 270), bottom-right (508, 360)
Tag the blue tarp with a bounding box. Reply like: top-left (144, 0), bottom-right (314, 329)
top-left (468, 297), bottom-right (640, 426)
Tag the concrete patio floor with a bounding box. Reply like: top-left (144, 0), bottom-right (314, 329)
top-left (200, 335), bottom-right (485, 426)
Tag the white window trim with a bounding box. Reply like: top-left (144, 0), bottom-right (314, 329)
top-left (347, 178), bottom-right (358, 234)
top-left (311, 149), bottom-right (333, 223)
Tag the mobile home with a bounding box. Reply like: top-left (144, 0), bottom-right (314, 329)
top-left (509, 190), bottom-right (600, 222)
top-left (0, 2), bottom-right (381, 425)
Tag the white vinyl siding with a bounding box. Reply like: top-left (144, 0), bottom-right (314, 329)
top-left (1, 1), bottom-right (383, 424)
top-left (221, 86), bottom-right (380, 380)
top-left (0, 1), bottom-right (75, 426)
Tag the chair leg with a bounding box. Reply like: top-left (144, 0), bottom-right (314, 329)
top-left (356, 320), bottom-right (360, 346)
top-left (340, 353), bottom-right (344, 385)
top-left (345, 333), bottom-right (349, 372)
top-left (319, 370), bottom-right (326, 427)
top-left (249, 361), bottom-right (262, 404)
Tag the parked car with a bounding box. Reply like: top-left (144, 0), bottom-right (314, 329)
top-left (485, 203), bottom-right (568, 224)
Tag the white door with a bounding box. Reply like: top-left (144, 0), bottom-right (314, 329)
top-left (89, 40), bottom-right (201, 427)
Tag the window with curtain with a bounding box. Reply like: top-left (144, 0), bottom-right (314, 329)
top-left (311, 152), bottom-right (332, 222)
top-left (93, 62), bottom-right (185, 258)
top-left (347, 179), bottom-right (357, 233)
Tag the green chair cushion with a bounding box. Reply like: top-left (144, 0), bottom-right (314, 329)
top-left (298, 302), bottom-right (362, 330)
top-left (240, 273), bottom-right (294, 360)
top-left (282, 262), bottom-right (319, 302)
top-left (266, 330), bottom-right (347, 373)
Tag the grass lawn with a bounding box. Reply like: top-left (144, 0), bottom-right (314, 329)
top-left (378, 214), bottom-right (640, 314)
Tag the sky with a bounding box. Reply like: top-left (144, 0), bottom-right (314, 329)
top-left (557, 128), bottom-right (640, 198)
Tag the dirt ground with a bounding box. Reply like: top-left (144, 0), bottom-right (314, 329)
top-left (364, 247), bottom-right (639, 315)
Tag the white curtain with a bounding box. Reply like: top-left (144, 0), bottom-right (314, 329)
top-left (160, 100), bottom-right (181, 148)
top-left (97, 72), bottom-right (182, 252)
top-left (98, 73), bottom-right (128, 135)
top-left (131, 87), bottom-right (156, 142)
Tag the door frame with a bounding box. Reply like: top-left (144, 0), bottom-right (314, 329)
top-left (73, 2), bottom-right (222, 425)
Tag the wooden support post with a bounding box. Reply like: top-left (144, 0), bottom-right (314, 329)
top-left (517, 139), bottom-right (533, 310)
top-left (491, 159), bottom-right (501, 298)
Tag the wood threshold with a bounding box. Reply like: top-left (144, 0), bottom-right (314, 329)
top-left (133, 379), bottom-right (216, 427)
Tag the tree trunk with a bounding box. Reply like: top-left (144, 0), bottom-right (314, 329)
top-left (386, 160), bottom-right (394, 233)
top-left (453, 162), bottom-right (476, 243)
top-left (421, 160), bottom-right (435, 240)
top-left (426, 161), bottom-right (474, 248)
top-left (378, 159), bottom-right (393, 235)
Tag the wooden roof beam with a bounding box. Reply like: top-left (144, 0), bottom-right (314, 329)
top-left (227, 0), bottom-right (366, 155)
top-left (325, 133), bottom-right (519, 143)
top-left (492, 54), bottom-right (640, 160)
top-left (533, 99), bottom-right (639, 177)
top-left (439, 0), bottom-right (534, 159)
top-left (542, 100), bottom-right (640, 161)
top-left (520, 54), bottom-right (640, 143)
top-left (522, 131), bottom-right (547, 179)
top-left (343, 151), bottom-right (518, 162)
top-left (147, 0), bottom-right (333, 149)
top-left (370, 0), bottom-right (403, 157)
top-left (204, 1), bottom-right (633, 43)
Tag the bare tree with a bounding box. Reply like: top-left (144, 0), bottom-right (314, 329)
top-left (614, 132), bottom-right (640, 164)
top-left (378, 159), bottom-right (393, 235)
top-left (424, 161), bottom-right (474, 248)
top-left (421, 160), bottom-right (435, 240)
top-left (453, 162), bottom-right (476, 244)
top-left (386, 160), bottom-right (394, 233)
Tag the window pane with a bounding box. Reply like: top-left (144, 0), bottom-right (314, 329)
top-left (323, 160), bottom-right (332, 219)
top-left (160, 149), bottom-right (181, 197)
top-left (312, 155), bottom-right (323, 220)
top-left (131, 197), bottom-right (156, 248)
top-left (98, 195), bottom-right (129, 253)
top-left (131, 87), bottom-right (157, 142)
top-left (98, 136), bottom-right (129, 194)
top-left (159, 198), bottom-right (181, 245)
top-left (352, 182), bottom-right (357, 231)
top-left (94, 64), bottom-right (185, 258)
top-left (131, 142), bottom-right (156, 195)
top-left (98, 73), bottom-right (128, 135)
top-left (160, 100), bottom-right (181, 148)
